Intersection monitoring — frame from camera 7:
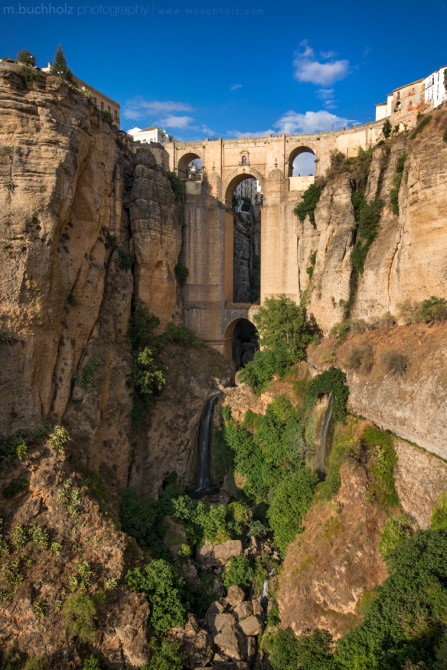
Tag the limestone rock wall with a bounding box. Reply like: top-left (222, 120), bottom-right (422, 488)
top-left (309, 323), bottom-right (447, 461)
top-left (0, 68), bottom-right (205, 494)
top-left (298, 108), bottom-right (447, 333)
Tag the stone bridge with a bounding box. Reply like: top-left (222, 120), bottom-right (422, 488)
top-left (160, 121), bottom-right (384, 359)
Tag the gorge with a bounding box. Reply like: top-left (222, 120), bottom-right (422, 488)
top-left (1, 64), bottom-right (447, 670)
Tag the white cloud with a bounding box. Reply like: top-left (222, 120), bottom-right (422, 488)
top-left (123, 97), bottom-right (193, 120)
top-left (201, 124), bottom-right (216, 136)
top-left (228, 108), bottom-right (356, 139)
top-left (230, 83), bottom-right (242, 90)
top-left (316, 88), bottom-right (337, 109)
top-left (158, 115), bottom-right (195, 129)
top-left (275, 110), bottom-right (356, 134)
top-left (293, 41), bottom-right (349, 86)
top-left (228, 129), bottom-right (276, 138)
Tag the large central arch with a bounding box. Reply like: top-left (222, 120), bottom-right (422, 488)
top-left (224, 169), bottom-right (264, 304)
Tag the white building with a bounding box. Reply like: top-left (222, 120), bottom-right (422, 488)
top-left (424, 66), bottom-right (447, 108)
top-left (375, 66), bottom-right (446, 123)
top-left (128, 126), bottom-right (174, 144)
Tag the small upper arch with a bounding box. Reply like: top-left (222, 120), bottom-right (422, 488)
top-left (288, 145), bottom-right (316, 177)
top-left (178, 151), bottom-right (203, 179)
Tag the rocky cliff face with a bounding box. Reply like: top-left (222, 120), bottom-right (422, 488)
top-left (0, 68), bottom-right (227, 496)
top-left (309, 323), bottom-right (447, 461)
top-left (297, 108), bottom-right (447, 333)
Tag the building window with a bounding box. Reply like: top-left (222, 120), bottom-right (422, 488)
top-left (101, 101), bottom-right (104, 110)
top-left (241, 155), bottom-right (247, 165)
top-left (108, 105), bottom-right (111, 112)
top-left (93, 97), bottom-right (97, 107)
top-left (114, 110), bottom-right (117, 119)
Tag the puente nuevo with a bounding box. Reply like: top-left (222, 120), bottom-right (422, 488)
top-left (160, 120), bottom-right (384, 357)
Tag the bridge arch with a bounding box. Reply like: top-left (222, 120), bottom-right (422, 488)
top-left (288, 145), bottom-right (316, 177)
top-left (224, 168), bottom-right (265, 206)
top-left (224, 317), bottom-right (258, 367)
top-left (224, 170), bottom-right (264, 304)
top-left (178, 151), bottom-right (203, 179)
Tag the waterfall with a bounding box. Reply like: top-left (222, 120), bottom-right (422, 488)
top-left (315, 393), bottom-right (333, 480)
top-left (196, 394), bottom-right (219, 492)
top-left (257, 568), bottom-right (275, 603)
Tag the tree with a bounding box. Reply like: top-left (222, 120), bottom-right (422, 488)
top-left (267, 468), bottom-right (318, 554)
top-left (382, 119), bottom-right (392, 139)
top-left (124, 559), bottom-right (188, 632)
top-left (17, 49), bottom-right (36, 66)
top-left (254, 295), bottom-right (313, 363)
top-left (50, 45), bottom-right (73, 81)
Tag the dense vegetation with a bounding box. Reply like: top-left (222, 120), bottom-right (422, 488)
top-left (239, 295), bottom-right (314, 391)
top-left (294, 181), bottom-right (324, 227)
top-left (223, 376), bottom-right (349, 554)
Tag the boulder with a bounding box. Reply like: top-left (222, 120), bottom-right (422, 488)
top-left (225, 586), bottom-right (245, 607)
top-left (238, 615), bottom-right (263, 637)
top-left (173, 616), bottom-right (213, 669)
top-left (234, 601), bottom-right (253, 620)
top-left (214, 625), bottom-right (245, 661)
top-left (197, 539), bottom-right (243, 567)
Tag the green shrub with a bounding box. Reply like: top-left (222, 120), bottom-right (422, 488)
top-left (172, 495), bottom-right (233, 544)
top-left (19, 65), bottom-right (38, 90)
top-left (81, 658), bottom-right (102, 670)
top-left (382, 119), bottom-right (392, 138)
top-left (163, 322), bottom-right (201, 348)
top-left (362, 427), bottom-right (398, 508)
top-left (431, 491), bottom-right (447, 530)
top-left (317, 422), bottom-right (358, 500)
top-left (74, 358), bottom-right (102, 393)
top-left (329, 320), bottom-right (350, 341)
top-left (222, 555), bottom-right (255, 591)
top-left (345, 344), bottom-right (373, 373)
top-left (380, 513), bottom-right (414, 557)
top-left (335, 529), bottom-right (447, 669)
top-left (243, 409), bottom-right (263, 432)
top-left (322, 349), bottom-right (336, 364)
top-left (410, 115), bottom-right (432, 139)
top-left (23, 658), bottom-right (48, 670)
top-left (99, 109), bottom-right (113, 124)
top-left (0, 432), bottom-right (28, 471)
top-left (306, 250), bottom-right (317, 280)
top-left (211, 427), bottom-right (233, 479)
top-left (239, 295), bottom-right (313, 391)
top-left (119, 488), bottom-right (169, 559)
top-left (305, 367), bottom-right (350, 424)
top-left (381, 350), bottom-right (408, 376)
top-left (174, 263), bottom-right (189, 286)
top-left (389, 153), bottom-right (408, 215)
top-left (264, 628), bottom-right (301, 670)
top-left (2, 478), bottom-right (29, 498)
top-left (146, 637), bottom-right (183, 670)
top-left (267, 468), bottom-right (318, 554)
top-left (124, 559), bottom-right (188, 632)
top-left (413, 296), bottom-right (447, 323)
top-left (294, 182), bottom-right (324, 227)
top-left (350, 198), bottom-right (383, 274)
top-left (63, 593), bottom-right (103, 642)
top-left (48, 425), bottom-right (70, 455)
top-left (167, 171), bottom-right (185, 200)
top-left (118, 249), bottom-right (135, 270)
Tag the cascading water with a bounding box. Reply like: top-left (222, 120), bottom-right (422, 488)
top-left (196, 394), bottom-right (219, 492)
top-left (315, 392), bottom-right (333, 480)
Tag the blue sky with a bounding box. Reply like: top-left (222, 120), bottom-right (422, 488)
top-left (1, 0), bottom-right (446, 140)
